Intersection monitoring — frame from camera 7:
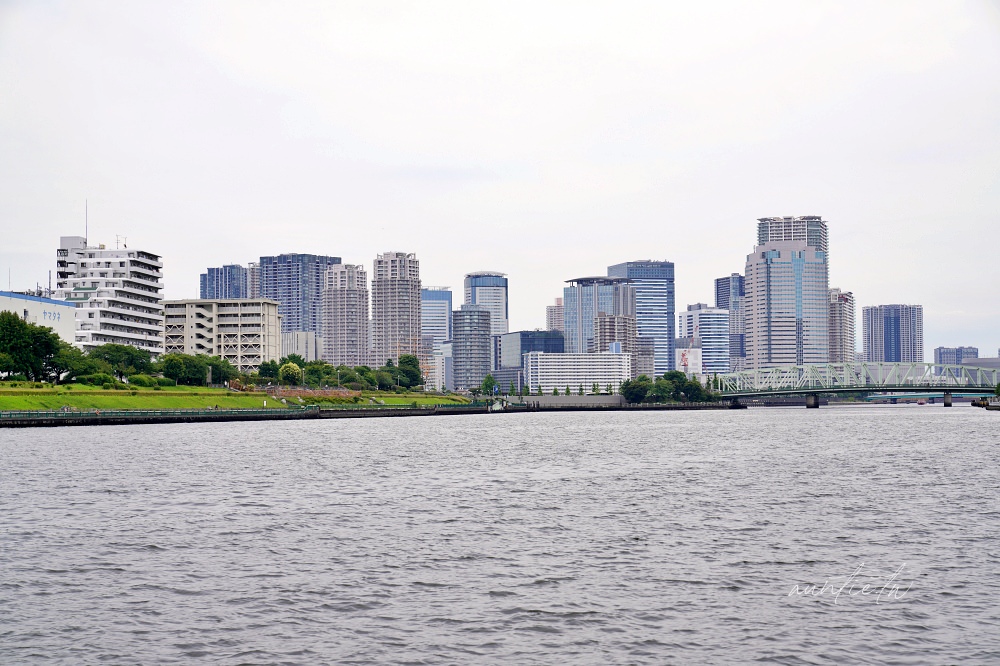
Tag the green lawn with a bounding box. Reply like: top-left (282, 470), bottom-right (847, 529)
top-left (0, 386), bottom-right (280, 411)
top-left (0, 384), bottom-right (470, 411)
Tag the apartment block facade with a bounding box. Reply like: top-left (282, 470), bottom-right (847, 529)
top-left (163, 298), bottom-right (281, 373)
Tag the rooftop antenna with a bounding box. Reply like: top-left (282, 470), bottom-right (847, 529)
top-left (85, 199), bottom-right (88, 245)
top-left (116, 235), bottom-right (127, 249)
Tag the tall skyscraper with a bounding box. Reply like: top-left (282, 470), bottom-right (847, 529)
top-left (200, 264), bottom-right (248, 300)
top-left (563, 276), bottom-right (636, 355)
top-left (715, 273), bottom-right (746, 372)
top-left (321, 264), bottom-right (369, 367)
top-left (420, 287), bottom-right (453, 349)
top-left (678, 303), bottom-right (730, 374)
top-left (607, 260), bottom-right (675, 374)
top-left (862, 304), bottom-right (924, 363)
top-left (258, 253), bottom-right (341, 334)
top-left (545, 297), bottom-right (564, 332)
top-left (464, 272), bottom-right (508, 336)
top-left (54, 236), bottom-right (164, 355)
top-left (828, 288), bottom-right (856, 363)
top-left (371, 251), bottom-right (421, 367)
top-left (714, 273), bottom-right (745, 310)
top-left (744, 217), bottom-right (830, 368)
top-left (452, 304), bottom-right (491, 391)
top-left (421, 287), bottom-right (453, 391)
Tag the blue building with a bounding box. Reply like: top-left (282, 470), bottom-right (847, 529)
top-left (563, 276), bottom-right (635, 356)
top-left (258, 253), bottom-right (341, 333)
top-left (200, 264), bottom-right (248, 300)
top-left (714, 273), bottom-right (744, 310)
top-left (464, 272), bottom-right (508, 335)
top-left (607, 261), bottom-right (675, 374)
top-left (862, 304), bottom-right (923, 363)
top-left (495, 329), bottom-right (564, 393)
top-left (420, 287), bottom-right (453, 348)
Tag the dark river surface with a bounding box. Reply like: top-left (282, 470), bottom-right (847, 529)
top-left (2, 405), bottom-right (998, 664)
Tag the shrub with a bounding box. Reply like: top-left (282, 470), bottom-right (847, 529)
top-left (79, 373), bottom-right (115, 386)
top-left (153, 385), bottom-right (162, 391)
top-left (128, 374), bottom-right (157, 388)
top-left (130, 390), bottom-right (137, 396)
top-left (156, 377), bottom-right (176, 387)
top-left (102, 383), bottom-right (112, 390)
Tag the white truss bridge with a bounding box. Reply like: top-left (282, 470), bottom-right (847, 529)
top-left (718, 362), bottom-right (999, 398)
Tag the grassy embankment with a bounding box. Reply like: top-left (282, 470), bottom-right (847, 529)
top-left (0, 383), bottom-right (471, 411)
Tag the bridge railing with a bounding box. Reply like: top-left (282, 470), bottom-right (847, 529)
top-left (718, 362), bottom-right (999, 395)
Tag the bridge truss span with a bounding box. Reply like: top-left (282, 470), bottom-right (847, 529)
top-left (718, 362), bottom-right (999, 397)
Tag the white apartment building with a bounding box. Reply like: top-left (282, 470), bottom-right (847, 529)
top-left (371, 251), bottom-right (422, 367)
top-left (163, 298), bottom-right (281, 373)
top-left (55, 236), bottom-right (164, 354)
top-left (828, 288), bottom-right (856, 363)
top-left (321, 263), bottom-right (370, 367)
top-left (523, 352), bottom-right (631, 394)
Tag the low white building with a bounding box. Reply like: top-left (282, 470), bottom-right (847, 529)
top-left (163, 298), bottom-right (281, 373)
top-left (0, 291), bottom-right (77, 343)
top-left (523, 352), bottom-right (631, 394)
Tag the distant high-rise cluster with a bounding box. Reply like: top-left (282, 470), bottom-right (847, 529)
top-left (200, 264), bottom-right (248, 300)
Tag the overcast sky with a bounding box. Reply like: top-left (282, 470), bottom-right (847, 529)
top-left (2, 1), bottom-right (998, 353)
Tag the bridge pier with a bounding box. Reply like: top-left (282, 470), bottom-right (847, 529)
top-left (805, 393), bottom-right (820, 409)
top-left (943, 391), bottom-right (953, 407)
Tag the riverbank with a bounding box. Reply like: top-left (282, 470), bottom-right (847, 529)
top-left (0, 400), bottom-right (733, 427)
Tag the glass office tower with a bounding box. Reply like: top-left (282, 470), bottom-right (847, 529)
top-left (607, 261), bottom-right (675, 375)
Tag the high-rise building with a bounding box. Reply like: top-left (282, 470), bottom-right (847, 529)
top-left (563, 276), bottom-right (636, 355)
top-left (679, 303), bottom-right (730, 375)
top-left (54, 236), bottom-right (164, 355)
top-left (163, 298), bottom-right (281, 373)
top-left (715, 273), bottom-right (746, 373)
top-left (421, 287), bottom-right (453, 390)
top-left (862, 304), bottom-right (924, 363)
top-left (607, 260), bottom-right (675, 375)
top-left (495, 329), bottom-right (565, 393)
top-left (258, 253), bottom-right (341, 334)
top-left (371, 251), bottom-right (421, 367)
top-left (200, 264), bottom-right (248, 300)
top-left (934, 346), bottom-right (978, 373)
top-left (714, 273), bottom-right (745, 310)
top-left (452, 304), bottom-right (491, 391)
top-left (321, 264), bottom-right (369, 367)
top-left (828, 288), bottom-right (856, 364)
top-left (247, 262), bottom-right (260, 298)
top-left (757, 216), bottom-right (829, 253)
top-left (545, 297), bottom-right (564, 332)
top-left (744, 217), bottom-right (830, 368)
top-left (281, 331), bottom-right (323, 362)
top-left (421, 287), bottom-right (453, 349)
top-left (464, 272), bottom-right (508, 336)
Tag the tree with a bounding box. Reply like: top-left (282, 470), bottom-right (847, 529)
top-left (374, 370), bottom-right (393, 390)
top-left (0, 311), bottom-right (64, 381)
top-left (280, 354), bottom-right (307, 369)
top-left (88, 344), bottom-right (151, 380)
top-left (398, 354), bottom-right (422, 387)
top-left (565, 385), bottom-right (571, 396)
top-left (649, 378), bottom-right (674, 402)
top-left (620, 375), bottom-right (652, 403)
top-left (606, 383), bottom-right (613, 394)
top-left (278, 362), bottom-right (302, 385)
top-left (480, 374), bottom-right (497, 397)
top-left (509, 381), bottom-right (516, 396)
top-left (578, 385), bottom-right (584, 396)
top-left (259, 360), bottom-right (279, 379)
top-left (535, 385), bottom-right (543, 396)
top-left (205, 356), bottom-right (238, 384)
top-left (552, 387), bottom-right (559, 395)
top-left (592, 382), bottom-right (599, 395)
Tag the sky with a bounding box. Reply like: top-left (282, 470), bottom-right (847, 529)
top-left (1, 1), bottom-right (999, 354)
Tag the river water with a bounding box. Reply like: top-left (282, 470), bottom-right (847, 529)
top-left (2, 405), bottom-right (998, 664)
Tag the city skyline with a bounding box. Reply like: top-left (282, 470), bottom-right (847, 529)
top-left (2, 3), bottom-right (998, 354)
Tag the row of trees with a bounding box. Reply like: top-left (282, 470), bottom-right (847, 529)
top-left (619, 371), bottom-right (718, 403)
top-left (256, 354), bottom-right (423, 391)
